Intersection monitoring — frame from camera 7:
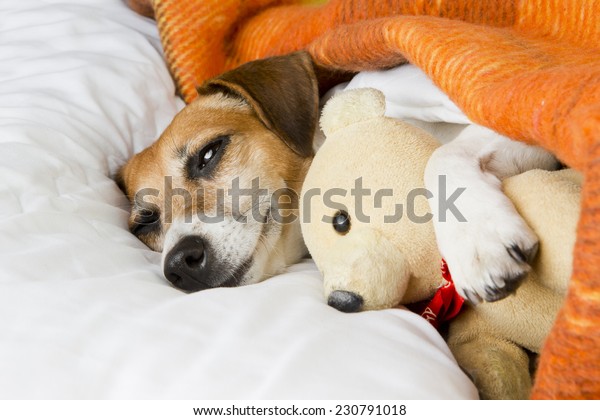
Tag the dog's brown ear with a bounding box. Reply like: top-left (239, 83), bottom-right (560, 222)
top-left (197, 51), bottom-right (319, 158)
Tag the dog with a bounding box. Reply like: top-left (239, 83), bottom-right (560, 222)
top-left (117, 52), bottom-right (321, 292)
top-left (118, 51), bottom-right (558, 303)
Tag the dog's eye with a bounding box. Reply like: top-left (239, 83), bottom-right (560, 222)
top-left (199, 141), bottom-right (221, 169)
top-left (131, 207), bottom-right (161, 237)
top-left (186, 135), bottom-right (230, 180)
top-left (332, 210), bottom-right (351, 235)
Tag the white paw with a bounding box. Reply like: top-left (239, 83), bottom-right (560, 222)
top-left (435, 191), bottom-right (539, 304)
top-left (424, 125), bottom-right (548, 304)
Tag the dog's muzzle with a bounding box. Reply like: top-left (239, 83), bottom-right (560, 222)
top-left (164, 235), bottom-right (248, 292)
top-left (163, 235), bottom-right (214, 292)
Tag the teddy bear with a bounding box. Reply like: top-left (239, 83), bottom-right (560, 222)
top-left (300, 88), bottom-right (581, 399)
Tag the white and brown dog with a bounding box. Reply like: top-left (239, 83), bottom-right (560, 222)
top-left (118, 51), bottom-right (558, 304)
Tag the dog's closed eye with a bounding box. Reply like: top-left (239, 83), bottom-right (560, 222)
top-left (185, 135), bottom-right (230, 180)
top-left (131, 207), bottom-right (161, 237)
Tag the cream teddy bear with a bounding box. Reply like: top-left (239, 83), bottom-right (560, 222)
top-left (300, 88), bottom-right (581, 399)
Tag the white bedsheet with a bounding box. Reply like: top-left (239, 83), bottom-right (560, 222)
top-left (0, 0), bottom-right (478, 399)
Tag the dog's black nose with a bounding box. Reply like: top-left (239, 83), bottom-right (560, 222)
top-left (328, 290), bottom-right (364, 313)
top-left (164, 236), bottom-right (210, 292)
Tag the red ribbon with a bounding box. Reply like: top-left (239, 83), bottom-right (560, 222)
top-left (407, 260), bottom-right (465, 330)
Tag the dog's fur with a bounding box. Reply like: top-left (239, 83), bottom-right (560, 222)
top-left (118, 51), bottom-right (558, 303)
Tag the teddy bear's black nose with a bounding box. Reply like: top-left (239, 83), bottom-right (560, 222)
top-left (328, 290), bottom-right (364, 313)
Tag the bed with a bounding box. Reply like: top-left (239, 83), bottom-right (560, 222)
top-left (0, 0), bottom-right (478, 399)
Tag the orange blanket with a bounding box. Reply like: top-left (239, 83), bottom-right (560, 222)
top-left (128, 0), bottom-right (600, 399)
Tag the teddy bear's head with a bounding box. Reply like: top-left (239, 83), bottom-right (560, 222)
top-left (300, 88), bottom-right (444, 312)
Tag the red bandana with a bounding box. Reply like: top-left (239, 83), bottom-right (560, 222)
top-left (407, 260), bottom-right (465, 330)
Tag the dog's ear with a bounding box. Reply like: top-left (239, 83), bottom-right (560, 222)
top-left (197, 51), bottom-right (319, 158)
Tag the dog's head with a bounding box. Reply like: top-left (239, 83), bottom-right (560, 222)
top-left (118, 52), bottom-right (319, 292)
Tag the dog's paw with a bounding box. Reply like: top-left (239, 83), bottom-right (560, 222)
top-left (436, 204), bottom-right (539, 304)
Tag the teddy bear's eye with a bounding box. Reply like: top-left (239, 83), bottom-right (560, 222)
top-left (332, 210), bottom-right (351, 235)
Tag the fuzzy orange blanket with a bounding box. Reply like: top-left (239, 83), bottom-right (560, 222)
top-left (127, 0), bottom-right (600, 399)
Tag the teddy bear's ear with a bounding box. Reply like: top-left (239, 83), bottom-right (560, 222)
top-left (320, 88), bottom-right (386, 137)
